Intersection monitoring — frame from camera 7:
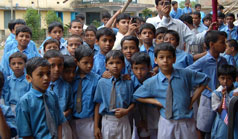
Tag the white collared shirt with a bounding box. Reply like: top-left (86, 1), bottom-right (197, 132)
top-left (146, 15), bottom-right (162, 28)
top-left (112, 32), bottom-right (124, 50)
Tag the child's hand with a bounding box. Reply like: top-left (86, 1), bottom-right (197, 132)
top-left (233, 92), bottom-right (238, 96)
top-left (161, 5), bottom-right (170, 17)
top-left (94, 127), bottom-right (102, 139)
top-left (122, 74), bottom-right (131, 80)
top-left (102, 71), bottom-right (112, 78)
top-left (115, 108), bottom-right (128, 118)
top-left (221, 87), bottom-right (227, 96)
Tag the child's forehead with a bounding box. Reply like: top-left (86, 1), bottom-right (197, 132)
top-left (51, 26), bottom-right (63, 32)
top-left (71, 21), bottom-right (83, 26)
top-left (122, 40), bottom-right (137, 45)
top-left (99, 35), bottom-right (114, 40)
top-left (107, 57), bottom-right (124, 62)
top-left (10, 57), bottom-right (25, 62)
top-left (33, 66), bottom-right (50, 73)
top-left (132, 63), bottom-right (149, 67)
top-left (17, 32), bottom-right (31, 36)
top-left (157, 50), bottom-right (174, 56)
top-left (48, 57), bottom-right (64, 62)
top-left (68, 37), bottom-right (81, 42)
top-left (85, 30), bottom-right (96, 35)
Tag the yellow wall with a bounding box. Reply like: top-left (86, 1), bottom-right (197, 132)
top-left (15, 10), bottom-right (25, 19)
top-left (0, 10), bottom-right (4, 30)
top-left (63, 12), bottom-right (71, 25)
top-left (40, 11), bottom-right (48, 29)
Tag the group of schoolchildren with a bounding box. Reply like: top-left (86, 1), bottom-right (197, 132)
top-left (1, 0), bottom-right (238, 139)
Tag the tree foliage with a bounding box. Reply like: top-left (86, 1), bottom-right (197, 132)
top-left (179, 1), bottom-right (197, 9)
top-left (45, 11), bottom-right (62, 27)
top-left (24, 8), bottom-right (44, 41)
top-left (141, 8), bottom-right (153, 19)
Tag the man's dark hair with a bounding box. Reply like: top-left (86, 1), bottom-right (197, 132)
top-left (26, 57), bottom-right (50, 76)
top-left (96, 27), bottom-right (115, 41)
top-left (75, 45), bottom-right (94, 62)
top-left (131, 52), bottom-right (151, 67)
top-left (16, 25), bottom-right (32, 37)
top-left (121, 36), bottom-right (139, 49)
top-left (154, 42), bottom-right (176, 58)
top-left (9, 52), bottom-right (27, 63)
top-left (105, 50), bottom-right (124, 63)
top-left (48, 22), bottom-right (64, 33)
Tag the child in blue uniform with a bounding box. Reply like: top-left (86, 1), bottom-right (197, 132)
top-left (131, 52), bottom-right (159, 139)
top-left (2, 52), bottom-right (31, 113)
top-left (67, 35), bottom-right (83, 57)
top-left (1, 26), bottom-right (40, 77)
top-left (16, 57), bottom-right (65, 139)
top-left (39, 22), bottom-right (68, 55)
top-left (0, 71), bottom-right (17, 138)
top-left (70, 45), bottom-right (100, 139)
top-left (211, 64), bottom-right (237, 139)
top-left (84, 26), bottom-right (100, 54)
top-left (94, 50), bottom-right (135, 139)
top-left (44, 50), bottom-right (73, 139)
top-left (134, 43), bottom-right (209, 139)
top-left (222, 39), bottom-right (238, 67)
top-left (121, 36), bottom-right (139, 76)
top-left (92, 27), bottom-right (115, 76)
top-left (62, 55), bottom-right (77, 85)
top-left (43, 38), bottom-right (60, 54)
top-left (139, 23), bottom-right (156, 69)
top-left (187, 30), bottom-right (228, 138)
top-left (4, 19), bottom-right (38, 54)
top-left (163, 30), bottom-right (193, 68)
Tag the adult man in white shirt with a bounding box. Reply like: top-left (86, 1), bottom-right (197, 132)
top-left (146, 0), bottom-right (206, 50)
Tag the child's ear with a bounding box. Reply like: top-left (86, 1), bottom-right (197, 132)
top-left (154, 57), bottom-right (158, 65)
top-left (116, 23), bottom-right (120, 29)
top-left (26, 74), bottom-right (32, 83)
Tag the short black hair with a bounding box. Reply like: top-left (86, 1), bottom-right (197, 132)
top-left (13, 19), bottom-right (26, 28)
top-left (44, 49), bottom-right (64, 60)
top-left (43, 38), bottom-right (60, 51)
top-left (9, 52), bottom-right (27, 63)
top-left (205, 30), bottom-right (227, 49)
top-left (102, 11), bottom-right (111, 19)
top-left (192, 11), bottom-right (201, 18)
top-left (75, 45), bottom-right (94, 61)
top-left (202, 14), bottom-right (212, 23)
top-left (116, 13), bottom-right (130, 23)
top-left (171, 1), bottom-right (177, 6)
top-left (0, 71), bottom-right (4, 89)
top-left (225, 13), bottom-right (235, 19)
top-left (139, 23), bottom-right (156, 35)
top-left (131, 52), bottom-right (151, 67)
top-left (218, 12), bottom-right (225, 19)
top-left (70, 19), bottom-right (83, 28)
top-left (76, 14), bottom-right (85, 21)
top-left (156, 27), bottom-right (168, 36)
top-left (8, 19), bottom-right (15, 31)
top-left (226, 39), bottom-right (238, 51)
top-left (63, 55), bottom-right (77, 69)
top-left (154, 42), bottom-right (176, 58)
top-left (48, 22), bottom-right (64, 33)
top-left (121, 36), bottom-right (139, 49)
top-left (165, 30), bottom-right (180, 44)
top-left (16, 25), bottom-right (32, 37)
top-left (195, 4), bottom-right (201, 8)
top-left (96, 27), bottom-right (115, 41)
top-left (218, 64), bottom-right (236, 81)
top-left (68, 34), bottom-right (83, 44)
top-left (26, 57), bottom-right (50, 76)
top-left (105, 50), bottom-right (124, 63)
top-left (85, 25), bottom-right (97, 35)
top-left (179, 14), bottom-right (193, 25)
top-left (218, 5), bottom-right (225, 10)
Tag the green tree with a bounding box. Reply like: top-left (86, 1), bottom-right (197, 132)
top-left (141, 8), bottom-right (153, 19)
top-left (45, 11), bottom-right (62, 27)
top-left (179, 1), bottom-right (197, 9)
top-left (24, 8), bottom-right (44, 41)
top-left (91, 20), bottom-right (101, 28)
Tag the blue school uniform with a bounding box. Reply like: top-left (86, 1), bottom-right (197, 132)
top-left (122, 58), bottom-right (133, 75)
top-left (39, 37), bottom-right (68, 55)
top-left (16, 88), bottom-right (66, 138)
top-left (222, 53), bottom-right (238, 67)
top-left (4, 40), bottom-right (38, 54)
top-left (94, 76), bottom-right (134, 115)
top-left (5, 33), bottom-right (15, 45)
top-left (84, 42), bottom-right (100, 55)
top-left (48, 78), bottom-right (73, 119)
top-left (1, 46), bottom-right (40, 77)
top-left (92, 52), bottom-right (106, 76)
top-left (234, 82), bottom-right (238, 88)
top-left (220, 25), bottom-right (238, 40)
top-left (2, 74), bottom-right (31, 106)
top-left (72, 72), bottom-right (100, 118)
top-left (218, 24), bottom-right (226, 31)
top-left (211, 88), bottom-right (238, 139)
top-left (170, 8), bottom-right (183, 19)
top-left (187, 52), bottom-right (227, 98)
top-left (174, 49), bottom-right (193, 68)
top-left (0, 104), bottom-right (17, 138)
top-left (133, 68), bottom-right (209, 120)
top-left (131, 75), bottom-right (142, 91)
top-left (183, 7), bottom-right (192, 14)
top-left (140, 45), bottom-right (156, 68)
top-left (197, 23), bottom-right (207, 33)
